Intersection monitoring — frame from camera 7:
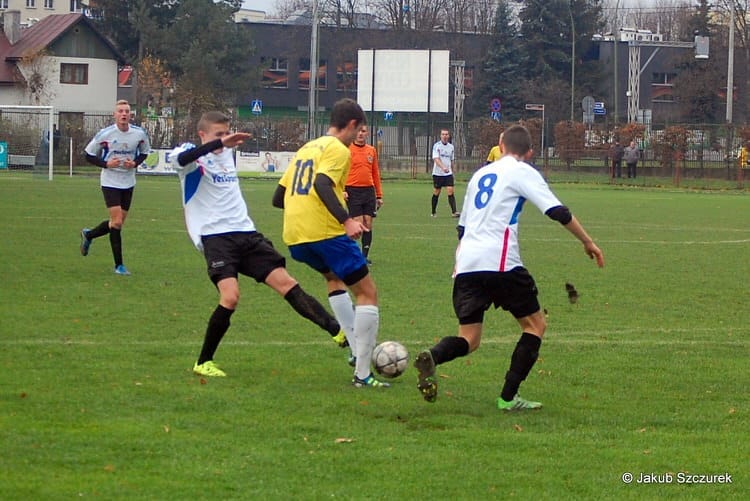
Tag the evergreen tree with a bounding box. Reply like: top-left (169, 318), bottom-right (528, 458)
top-left (518, 0), bottom-right (604, 123)
top-left (472, 0), bottom-right (526, 121)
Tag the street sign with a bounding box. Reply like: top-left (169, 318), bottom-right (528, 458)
top-left (490, 98), bottom-right (501, 112)
top-left (582, 95), bottom-right (595, 113)
top-left (594, 101), bottom-right (605, 110)
top-left (594, 107), bottom-right (606, 115)
top-left (384, 111), bottom-right (394, 121)
top-left (490, 111), bottom-right (501, 122)
top-left (251, 99), bottom-right (263, 115)
top-left (525, 103), bottom-right (544, 111)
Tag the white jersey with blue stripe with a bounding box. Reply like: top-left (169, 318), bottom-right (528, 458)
top-left (169, 143), bottom-right (256, 251)
top-left (455, 155), bottom-right (562, 274)
top-left (432, 140), bottom-right (455, 176)
top-left (85, 124), bottom-right (150, 189)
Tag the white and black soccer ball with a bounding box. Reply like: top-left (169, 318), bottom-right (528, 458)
top-left (371, 341), bottom-right (409, 379)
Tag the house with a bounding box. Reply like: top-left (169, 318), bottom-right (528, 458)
top-left (0, 10), bottom-right (125, 113)
top-left (0, 0), bottom-right (86, 26)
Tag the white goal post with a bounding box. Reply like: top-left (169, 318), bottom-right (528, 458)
top-left (0, 105), bottom-right (54, 180)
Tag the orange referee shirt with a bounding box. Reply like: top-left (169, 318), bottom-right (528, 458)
top-left (347, 142), bottom-right (383, 199)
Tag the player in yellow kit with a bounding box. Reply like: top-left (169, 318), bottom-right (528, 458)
top-left (272, 98), bottom-right (389, 388)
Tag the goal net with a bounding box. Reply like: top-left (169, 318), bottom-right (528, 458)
top-left (0, 105), bottom-right (54, 180)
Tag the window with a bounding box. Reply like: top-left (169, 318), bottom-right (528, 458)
top-left (336, 61), bottom-right (357, 92)
top-left (651, 72), bottom-right (676, 103)
top-left (70, 0), bottom-right (82, 11)
top-left (0, 0), bottom-right (9, 9)
top-left (261, 57), bottom-right (288, 89)
top-left (26, 0), bottom-right (36, 8)
top-left (298, 58), bottom-right (326, 90)
top-left (60, 63), bottom-right (88, 84)
top-left (44, 0), bottom-right (53, 8)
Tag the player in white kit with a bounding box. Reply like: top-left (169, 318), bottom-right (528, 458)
top-left (414, 124), bottom-right (604, 410)
top-left (79, 100), bottom-right (150, 275)
top-left (170, 111), bottom-right (346, 378)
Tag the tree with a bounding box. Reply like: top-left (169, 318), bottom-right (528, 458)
top-left (472, 1), bottom-right (525, 120)
top-left (371, 0), bottom-right (448, 30)
top-left (518, 0), bottom-right (605, 123)
top-left (553, 120), bottom-right (586, 168)
top-left (158, 0), bottom-right (258, 121)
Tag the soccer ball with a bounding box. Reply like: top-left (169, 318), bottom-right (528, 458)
top-left (371, 341), bottom-right (409, 379)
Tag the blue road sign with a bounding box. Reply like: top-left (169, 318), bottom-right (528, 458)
top-left (384, 111), bottom-right (394, 121)
top-left (490, 98), bottom-right (501, 112)
top-left (251, 99), bottom-right (263, 115)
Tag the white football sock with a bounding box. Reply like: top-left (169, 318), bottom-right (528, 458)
top-left (354, 305), bottom-right (379, 380)
top-left (329, 292), bottom-right (356, 351)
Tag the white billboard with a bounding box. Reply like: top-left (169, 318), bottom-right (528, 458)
top-left (357, 49), bottom-right (449, 113)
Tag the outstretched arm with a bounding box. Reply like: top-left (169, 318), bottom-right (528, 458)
top-left (546, 205), bottom-right (604, 267)
top-left (564, 216), bottom-right (604, 267)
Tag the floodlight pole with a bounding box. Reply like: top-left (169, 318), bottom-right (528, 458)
top-left (569, 2), bottom-right (575, 122)
top-left (307, 0), bottom-right (319, 140)
top-left (726, 5), bottom-right (735, 124)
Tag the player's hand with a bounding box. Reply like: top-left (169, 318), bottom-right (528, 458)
top-left (376, 198), bottom-right (383, 209)
top-left (222, 132), bottom-right (252, 148)
top-left (343, 191), bottom-right (349, 202)
top-left (106, 158), bottom-right (122, 168)
top-left (123, 159), bottom-right (136, 169)
top-left (583, 241), bottom-right (605, 268)
top-left (343, 218), bottom-right (368, 240)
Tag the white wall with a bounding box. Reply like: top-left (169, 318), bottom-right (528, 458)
top-left (14, 55), bottom-right (118, 113)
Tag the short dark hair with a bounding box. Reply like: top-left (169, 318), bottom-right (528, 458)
top-left (198, 111), bottom-right (230, 132)
top-left (330, 98), bottom-right (366, 130)
top-left (501, 125), bottom-right (532, 156)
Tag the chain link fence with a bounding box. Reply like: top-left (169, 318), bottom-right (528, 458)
top-left (3, 110), bottom-right (747, 190)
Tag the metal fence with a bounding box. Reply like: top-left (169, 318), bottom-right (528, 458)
top-left (2, 110), bottom-right (748, 190)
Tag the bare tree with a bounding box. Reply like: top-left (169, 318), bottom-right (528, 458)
top-left (271, 0), bottom-right (310, 19)
top-left (603, 0), bottom-right (694, 40)
top-left (444, 0), bottom-right (476, 33)
top-left (371, 0), bottom-right (448, 30)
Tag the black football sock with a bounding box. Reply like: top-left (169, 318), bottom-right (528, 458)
top-left (431, 195), bottom-right (439, 215)
top-left (362, 230), bottom-right (372, 258)
top-left (500, 332), bottom-right (542, 401)
top-left (109, 228), bottom-right (123, 267)
top-left (197, 305), bottom-right (234, 364)
top-left (430, 336), bottom-right (470, 365)
top-left (285, 284), bottom-right (340, 336)
top-left (87, 220), bottom-right (110, 240)
top-left (448, 194), bottom-right (457, 213)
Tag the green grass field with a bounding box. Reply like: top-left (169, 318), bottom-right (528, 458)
top-left (1, 172), bottom-right (747, 499)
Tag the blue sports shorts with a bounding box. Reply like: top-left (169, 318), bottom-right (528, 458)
top-left (289, 235), bottom-right (368, 285)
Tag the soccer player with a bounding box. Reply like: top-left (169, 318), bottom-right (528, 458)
top-left (272, 98), bottom-right (389, 388)
top-left (414, 124), bottom-right (604, 410)
top-left (430, 128), bottom-right (459, 218)
top-left (346, 124), bottom-right (383, 264)
top-left (79, 100), bottom-right (150, 275)
top-left (170, 111), bottom-right (346, 378)
top-left (485, 131), bottom-right (504, 165)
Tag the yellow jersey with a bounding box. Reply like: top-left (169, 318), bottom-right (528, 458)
top-left (486, 145), bottom-right (502, 163)
top-left (279, 136), bottom-right (351, 245)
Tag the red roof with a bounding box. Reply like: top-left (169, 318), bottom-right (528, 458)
top-left (0, 32), bottom-right (23, 85)
top-left (0, 13), bottom-right (125, 84)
